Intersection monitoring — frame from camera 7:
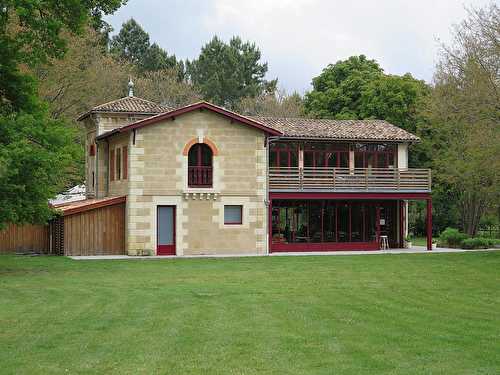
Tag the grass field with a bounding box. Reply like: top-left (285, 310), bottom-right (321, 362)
top-left (1, 252), bottom-right (499, 374)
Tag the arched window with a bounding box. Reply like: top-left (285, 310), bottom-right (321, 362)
top-left (188, 143), bottom-right (213, 187)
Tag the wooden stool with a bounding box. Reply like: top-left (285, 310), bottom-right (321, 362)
top-left (380, 235), bottom-right (389, 250)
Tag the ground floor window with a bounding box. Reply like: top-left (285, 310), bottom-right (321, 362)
top-left (272, 200), bottom-right (398, 245)
top-left (224, 205), bottom-right (243, 225)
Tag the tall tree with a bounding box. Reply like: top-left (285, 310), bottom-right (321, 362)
top-left (0, 0), bottom-right (125, 227)
top-left (304, 55), bottom-right (429, 133)
top-left (359, 73), bottom-right (429, 134)
top-left (110, 18), bottom-right (150, 67)
top-left (304, 55), bottom-right (383, 119)
top-left (187, 36), bottom-right (277, 107)
top-left (236, 89), bottom-right (304, 118)
top-left (34, 28), bottom-right (132, 122)
top-left (110, 18), bottom-right (180, 74)
top-left (134, 69), bottom-right (201, 109)
top-left (423, 3), bottom-right (500, 235)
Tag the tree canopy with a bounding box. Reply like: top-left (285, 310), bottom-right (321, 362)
top-left (304, 55), bottom-right (429, 132)
top-left (110, 18), bottom-right (180, 74)
top-left (304, 55), bottom-right (383, 119)
top-left (421, 3), bottom-right (500, 235)
top-left (0, 0), bottom-right (125, 227)
top-left (186, 36), bottom-right (277, 107)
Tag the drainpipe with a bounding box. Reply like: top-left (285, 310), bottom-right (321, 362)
top-left (95, 140), bottom-right (99, 198)
top-left (105, 138), bottom-right (110, 197)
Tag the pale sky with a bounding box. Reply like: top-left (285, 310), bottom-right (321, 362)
top-left (104, 0), bottom-right (493, 93)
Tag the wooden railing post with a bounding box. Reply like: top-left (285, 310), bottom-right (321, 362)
top-left (268, 166), bottom-right (431, 193)
top-left (299, 167), bottom-right (303, 190)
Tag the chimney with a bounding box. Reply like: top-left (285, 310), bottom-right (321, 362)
top-left (128, 77), bottom-right (134, 97)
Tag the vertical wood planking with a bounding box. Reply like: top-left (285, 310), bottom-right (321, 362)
top-left (63, 202), bottom-right (125, 256)
top-left (0, 224), bottom-right (49, 253)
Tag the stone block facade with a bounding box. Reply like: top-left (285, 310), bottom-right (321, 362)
top-left (122, 110), bottom-right (267, 255)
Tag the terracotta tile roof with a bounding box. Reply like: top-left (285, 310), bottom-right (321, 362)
top-left (51, 196), bottom-right (126, 216)
top-left (77, 96), bottom-right (171, 121)
top-left (252, 117), bottom-right (420, 142)
top-left (90, 99), bottom-right (419, 143)
top-left (95, 101), bottom-right (282, 140)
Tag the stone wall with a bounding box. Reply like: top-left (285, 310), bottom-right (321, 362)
top-left (108, 133), bottom-right (130, 197)
top-left (126, 110), bottom-right (267, 255)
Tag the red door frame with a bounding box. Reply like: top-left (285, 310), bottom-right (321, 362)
top-left (157, 205), bottom-right (176, 255)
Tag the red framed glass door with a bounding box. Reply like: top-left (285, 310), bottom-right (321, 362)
top-left (157, 205), bottom-right (176, 255)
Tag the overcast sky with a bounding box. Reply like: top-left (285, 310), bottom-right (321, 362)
top-left (104, 0), bottom-right (493, 93)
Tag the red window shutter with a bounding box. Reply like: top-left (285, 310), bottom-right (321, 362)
top-left (110, 149), bottom-right (115, 182)
top-left (122, 146), bottom-right (128, 180)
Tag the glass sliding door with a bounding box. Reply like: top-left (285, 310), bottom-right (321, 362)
top-left (271, 200), bottom-right (397, 252)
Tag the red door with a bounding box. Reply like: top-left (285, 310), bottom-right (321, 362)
top-left (157, 206), bottom-right (176, 255)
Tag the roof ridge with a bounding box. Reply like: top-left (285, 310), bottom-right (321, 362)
top-left (92, 95), bottom-right (168, 110)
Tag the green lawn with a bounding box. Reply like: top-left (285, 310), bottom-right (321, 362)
top-left (1, 253), bottom-right (499, 375)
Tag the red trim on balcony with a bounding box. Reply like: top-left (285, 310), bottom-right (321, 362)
top-left (270, 192), bottom-right (431, 200)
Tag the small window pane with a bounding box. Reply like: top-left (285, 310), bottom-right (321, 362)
top-left (224, 205), bottom-right (242, 224)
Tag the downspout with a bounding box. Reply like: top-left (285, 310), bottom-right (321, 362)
top-left (105, 138), bottom-right (110, 197)
top-left (95, 142), bottom-right (99, 198)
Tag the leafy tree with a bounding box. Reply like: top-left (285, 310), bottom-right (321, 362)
top-left (187, 36), bottom-right (277, 107)
top-left (304, 55), bottom-right (383, 119)
top-left (304, 56), bottom-right (429, 133)
top-left (236, 89), bottom-right (304, 118)
top-left (134, 69), bottom-right (202, 109)
top-left (110, 18), bottom-right (180, 74)
top-left (423, 3), bottom-right (500, 235)
top-left (359, 73), bottom-right (429, 134)
top-left (0, 0), bottom-right (125, 227)
top-left (110, 19), bottom-right (150, 67)
top-left (34, 28), bottom-right (132, 122)
top-left (142, 43), bottom-right (178, 72)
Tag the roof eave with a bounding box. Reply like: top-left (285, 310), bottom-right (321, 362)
top-left (95, 101), bottom-right (282, 141)
top-left (76, 110), bottom-right (167, 122)
top-left (272, 135), bottom-right (420, 143)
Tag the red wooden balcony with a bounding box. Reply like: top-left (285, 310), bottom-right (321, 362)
top-left (269, 167), bottom-right (431, 193)
top-left (188, 166), bottom-right (213, 187)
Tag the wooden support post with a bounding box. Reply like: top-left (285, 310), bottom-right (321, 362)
top-left (399, 200), bottom-right (404, 248)
top-left (426, 198), bottom-right (432, 251)
top-left (268, 199), bottom-right (273, 253)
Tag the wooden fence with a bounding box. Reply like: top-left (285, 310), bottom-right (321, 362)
top-left (0, 224), bottom-right (49, 254)
top-left (0, 197), bottom-right (126, 256)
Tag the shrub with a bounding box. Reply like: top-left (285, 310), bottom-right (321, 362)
top-left (460, 237), bottom-right (496, 249)
top-left (439, 227), bottom-right (469, 248)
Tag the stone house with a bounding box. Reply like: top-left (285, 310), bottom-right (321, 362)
top-left (76, 90), bottom-right (433, 256)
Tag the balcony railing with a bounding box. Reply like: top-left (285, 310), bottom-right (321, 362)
top-left (188, 166), bottom-right (213, 187)
top-left (269, 167), bottom-right (431, 192)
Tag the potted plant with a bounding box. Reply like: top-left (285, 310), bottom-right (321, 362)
top-left (404, 236), bottom-right (412, 248)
